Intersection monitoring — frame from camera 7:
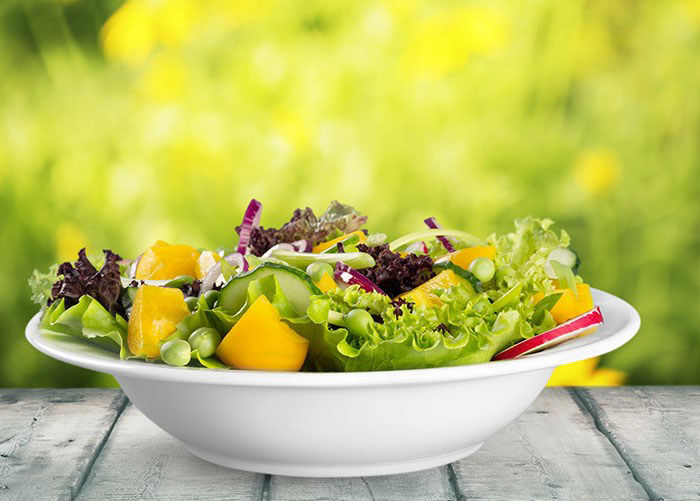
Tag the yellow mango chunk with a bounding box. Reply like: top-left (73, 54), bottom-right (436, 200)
top-left (195, 250), bottom-right (221, 280)
top-left (315, 272), bottom-right (337, 293)
top-left (215, 295), bottom-right (309, 371)
top-left (533, 283), bottom-right (593, 324)
top-left (127, 285), bottom-right (190, 358)
top-left (399, 269), bottom-right (466, 307)
top-left (135, 240), bottom-right (201, 280)
top-left (313, 230), bottom-right (367, 253)
top-left (449, 245), bottom-right (496, 270)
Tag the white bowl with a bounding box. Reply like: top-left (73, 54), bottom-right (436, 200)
top-left (26, 288), bottom-right (639, 477)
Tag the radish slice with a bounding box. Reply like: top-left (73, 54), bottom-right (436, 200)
top-left (493, 306), bottom-right (604, 360)
top-left (424, 217), bottom-right (455, 253)
top-left (200, 253), bottom-right (248, 294)
top-left (236, 199), bottom-right (263, 254)
top-left (334, 262), bottom-right (387, 295)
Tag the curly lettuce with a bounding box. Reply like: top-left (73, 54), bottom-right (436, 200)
top-left (28, 264), bottom-right (59, 306)
top-left (488, 217), bottom-right (572, 295)
top-left (48, 249), bottom-right (125, 316)
top-left (240, 200), bottom-right (367, 256)
top-left (300, 284), bottom-right (541, 371)
top-left (423, 238), bottom-right (468, 260)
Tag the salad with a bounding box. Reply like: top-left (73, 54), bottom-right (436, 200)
top-left (29, 200), bottom-right (603, 372)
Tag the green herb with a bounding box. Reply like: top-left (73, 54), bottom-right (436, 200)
top-left (532, 292), bottom-right (563, 324)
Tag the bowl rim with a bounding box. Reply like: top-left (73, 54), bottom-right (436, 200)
top-left (26, 288), bottom-right (640, 388)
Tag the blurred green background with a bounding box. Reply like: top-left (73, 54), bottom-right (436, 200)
top-left (1, 0), bottom-right (698, 387)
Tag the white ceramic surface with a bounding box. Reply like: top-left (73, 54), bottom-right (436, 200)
top-left (26, 288), bottom-right (639, 477)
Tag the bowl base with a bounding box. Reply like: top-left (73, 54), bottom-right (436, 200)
top-left (183, 442), bottom-right (484, 477)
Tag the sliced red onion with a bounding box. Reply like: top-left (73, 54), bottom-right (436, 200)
top-left (240, 255), bottom-right (250, 272)
top-left (123, 252), bottom-right (143, 278)
top-left (404, 241), bottom-right (429, 255)
top-left (334, 262), bottom-right (387, 295)
top-left (236, 199), bottom-right (263, 255)
top-left (424, 217), bottom-right (455, 253)
top-left (200, 253), bottom-right (248, 294)
top-left (290, 239), bottom-right (312, 252)
top-left (261, 243), bottom-right (296, 258)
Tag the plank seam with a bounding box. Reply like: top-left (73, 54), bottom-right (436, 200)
top-left (70, 391), bottom-right (129, 501)
top-left (446, 463), bottom-right (465, 501)
top-left (570, 387), bottom-right (657, 501)
top-left (259, 474), bottom-right (271, 501)
top-left (360, 477), bottom-right (377, 501)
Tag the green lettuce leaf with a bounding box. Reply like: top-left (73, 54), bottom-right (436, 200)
top-left (28, 264), bottom-right (58, 306)
top-left (39, 296), bottom-right (130, 359)
top-left (191, 350), bottom-right (230, 369)
top-left (245, 274), bottom-right (299, 318)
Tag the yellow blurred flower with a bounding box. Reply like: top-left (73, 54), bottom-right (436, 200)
top-left (156, 0), bottom-right (199, 48)
top-left (272, 110), bottom-right (315, 151)
top-left (216, 0), bottom-right (271, 28)
top-left (404, 6), bottom-right (509, 77)
top-left (0, 144), bottom-right (5, 184)
top-left (381, 0), bottom-right (417, 19)
top-left (140, 53), bottom-right (187, 101)
top-left (54, 223), bottom-right (89, 262)
top-left (547, 357), bottom-right (626, 386)
top-left (681, 0), bottom-right (700, 25)
top-left (100, 0), bottom-right (199, 66)
top-left (573, 149), bottom-right (621, 196)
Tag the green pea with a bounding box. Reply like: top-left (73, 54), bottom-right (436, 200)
top-left (344, 308), bottom-right (374, 337)
top-left (201, 290), bottom-right (220, 309)
top-left (306, 262), bottom-right (334, 282)
top-left (184, 296), bottom-right (199, 312)
top-left (468, 257), bottom-right (495, 282)
top-left (160, 339), bottom-right (191, 367)
top-left (188, 327), bottom-right (222, 358)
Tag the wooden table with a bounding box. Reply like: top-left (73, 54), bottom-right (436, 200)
top-left (0, 387), bottom-right (697, 500)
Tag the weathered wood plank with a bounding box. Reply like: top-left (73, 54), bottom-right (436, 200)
top-left (268, 466), bottom-right (455, 501)
top-left (76, 403), bottom-right (265, 500)
top-left (451, 388), bottom-right (648, 500)
top-left (0, 388), bottom-right (126, 501)
top-left (576, 386), bottom-right (700, 501)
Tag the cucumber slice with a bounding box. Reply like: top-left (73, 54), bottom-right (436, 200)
top-left (544, 247), bottom-right (578, 278)
top-left (267, 250), bottom-right (375, 269)
top-left (433, 262), bottom-right (481, 292)
top-left (571, 250), bottom-right (581, 274)
top-left (549, 247), bottom-right (577, 268)
top-left (218, 262), bottom-right (320, 316)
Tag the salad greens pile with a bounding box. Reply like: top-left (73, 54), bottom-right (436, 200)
top-left (30, 200), bottom-right (594, 372)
